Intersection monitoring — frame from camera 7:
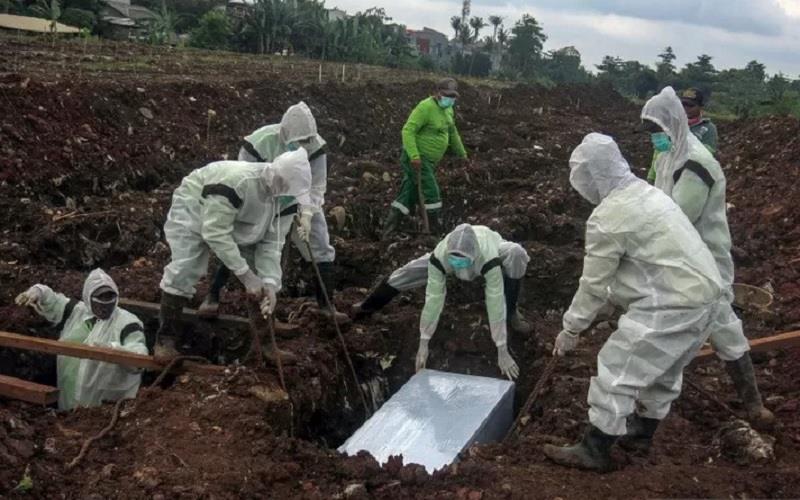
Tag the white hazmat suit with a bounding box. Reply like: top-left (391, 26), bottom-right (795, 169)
top-left (160, 149), bottom-right (311, 298)
top-left (564, 133), bottom-right (724, 435)
top-left (17, 269), bottom-right (148, 410)
top-left (642, 87), bottom-right (748, 361)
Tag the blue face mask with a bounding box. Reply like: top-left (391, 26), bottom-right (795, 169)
top-left (447, 254), bottom-right (472, 270)
top-left (438, 96), bottom-right (456, 109)
top-left (650, 132), bottom-right (672, 153)
top-left (277, 195), bottom-right (295, 207)
top-left (286, 142), bottom-right (299, 152)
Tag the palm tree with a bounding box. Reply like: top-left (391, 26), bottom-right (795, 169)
top-left (147, 0), bottom-right (180, 45)
top-left (469, 16), bottom-right (486, 43)
top-left (30, 0), bottom-right (60, 44)
top-left (489, 15), bottom-right (503, 42)
top-left (496, 27), bottom-right (508, 49)
top-left (450, 15), bottom-right (462, 40)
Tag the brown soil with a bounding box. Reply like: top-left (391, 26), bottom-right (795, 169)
top-left (1, 35), bottom-right (798, 498)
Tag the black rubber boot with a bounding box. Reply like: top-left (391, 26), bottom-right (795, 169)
top-left (381, 208), bottom-right (404, 240)
top-left (504, 276), bottom-right (533, 334)
top-left (313, 261), bottom-right (349, 323)
top-left (542, 425), bottom-right (617, 472)
top-left (198, 265), bottom-right (231, 318)
top-left (156, 292), bottom-right (188, 359)
top-left (427, 209), bottom-right (443, 235)
top-left (617, 414), bottom-right (660, 454)
top-left (351, 278), bottom-right (400, 320)
top-left (725, 353), bottom-right (775, 429)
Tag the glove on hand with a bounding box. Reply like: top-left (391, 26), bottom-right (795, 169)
top-left (237, 269), bottom-right (264, 298)
top-left (15, 287), bottom-right (43, 309)
top-left (553, 329), bottom-right (580, 356)
top-left (497, 344), bottom-right (519, 380)
top-left (259, 285), bottom-right (278, 317)
top-left (415, 338), bottom-right (429, 372)
top-left (296, 211), bottom-right (313, 243)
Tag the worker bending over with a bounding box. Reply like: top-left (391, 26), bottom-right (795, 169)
top-left (542, 134), bottom-right (725, 472)
top-left (15, 269), bottom-right (148, 410)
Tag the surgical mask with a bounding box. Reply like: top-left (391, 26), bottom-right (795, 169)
top-left (286, 142), bottom-right (299, 152)
top-left (447, 255), bottom-right (472, 270)
top-left (650, 132), bottom-right (672, 153)
top-left (277, 195), bottom-right (295, 207)
top-left (438, 96), bottom-right (456, 109)
top-left (90, 293), bottom-right (117, 320)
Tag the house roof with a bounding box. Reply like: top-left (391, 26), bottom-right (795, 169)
top-left (0, 14), bottom-right (80, 33)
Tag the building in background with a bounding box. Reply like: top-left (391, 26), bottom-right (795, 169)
top-left (99, 0), bottom-right (156, 40)
top-left (407, 27), bottom-right (451, 68)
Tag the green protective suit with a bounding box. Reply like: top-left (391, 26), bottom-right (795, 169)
top-left (391, 97), bottom-right (468, 214)
top-left (420, 225), bottom-right (508, 346)
top-left (31, 269), bottom-right (148, 410)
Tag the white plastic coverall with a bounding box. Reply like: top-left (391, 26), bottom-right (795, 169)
top-left (29, 269), bottom-right (148, 410)
top-left (160, 149), bottom-right (311, 298)
top-left (566, 133), bottom-right (724, 435)
top-left (393, 224), bottom-right (530, 346)
top-left (642, 87), bottom-right (749, 361)
top-left (238, 102), bottom-right (334, 263)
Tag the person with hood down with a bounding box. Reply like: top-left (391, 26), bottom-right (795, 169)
top-left (15, 269), bottom-right (148, 410)
top-left (542, 133), bottom-right (724, 471)
top-left (352, 223), bottom-right (532, 380)
top-left (157, 149), bottom-right (312, 357)
top-left (641, 87), bottom-right (774, 428)
top-left (198, 102), bottom-right (345, 322)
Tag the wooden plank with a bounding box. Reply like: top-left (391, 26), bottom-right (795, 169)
top-left (695, 329), bottom-right (800, 360)
top-left (0, 374), bottom-right (59, 405)
top-left (119, 298), bottom-right (299, 335)
top-left (0, 331), bottom-right (225, 375)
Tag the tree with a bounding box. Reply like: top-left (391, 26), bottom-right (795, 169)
top-left (488, 15), bottom-right (502, 42)
top-left (190, 10), bottom-right (231, 50)
top-left (147, 0), bottom-right (181, 44)
top-left (450, 16), bottom-right (462, 40)
top-left (30, 0), bottom-right (61, 33)
top-left (506, 14), bottom-right (547, 77)
top-left (656, 46), bottom-right (677, 85)
top-left (468, 16), bottom-right (486, 43)
top-left (766, 72), bottom-right (789, 102)
top-left (681, 54), bottom-right (717, 89)
top-left (60, 7), bottom-right (95, 30)
top-left (541, 46), bottom-right (590, 84)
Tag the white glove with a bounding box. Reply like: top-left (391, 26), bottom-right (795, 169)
top-left (296, 210), bottom-right (313, 243)
top-left (260, 285), bottom-right (278, 317)
top-left (15, 286), bottom-right (43, 309)
top-left (415, 338), bottom-right (429, 372)
top-left (497, 345), bottom-right (519, 380)
top-left (553, 329), bottom-right (580, 356)
top-left (236, 269), bottom-right (264, 298)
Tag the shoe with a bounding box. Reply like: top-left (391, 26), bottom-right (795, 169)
top-left (725, 353), bottom-right (776, 430)
top-left (351, 278), bottom-right (400, 320)
top-left (504, 277), bottom-right (533, 334)
top-left (508, 310), bottom-right (533, 334)
top-left (542, 424), bottom-right (617, 472)
top-left (617, 414), bottom-right (660, 454)
top-left (155, 292), bottom-right (187, 359)
top-left (381, 208), bottom-right (404, 240)
top-left (197, 295), bottom-right (220, 318)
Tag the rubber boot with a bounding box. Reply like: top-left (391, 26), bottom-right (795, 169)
top-left (198, 265), bottom-right (231, 318)
top-left (542, 424), bottom-right (617, 472)
top-left (725, 353), bottom-right (775, 429)
top-left (427, 209), bottom-right (443, 235)
top-left (313, 261), bottom-right (349, 324)
top-left (351, 278), bottom-right (400, 320)
top-left (504, 276), bottom-right (533, 334)
top-left (617, 414), bottom-right (660, 455)
top-left (156, 292), bottom-right (187, 359)
top-left (381, 207), bottom-right (404, 240)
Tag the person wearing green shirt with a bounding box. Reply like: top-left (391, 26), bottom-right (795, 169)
top-left (382, 78), bottom-right (469, 238)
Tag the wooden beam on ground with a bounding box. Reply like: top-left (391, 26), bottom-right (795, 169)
top-left (0, 374), bottom-right (59, 405)
top-left (0, 331), bottom-right (225, 376)
top-left (695, 329), bottom-right (800, 361)
top-left (119, 298), bottom-right (299, 336)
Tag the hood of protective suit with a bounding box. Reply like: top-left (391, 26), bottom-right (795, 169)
top-left (446, 224), bottom-right (479, 260)
top-left (641, 86), bottom-right (690, 195)
top-left (81, 269), bottom-right (119, 312)
top-left (279, 102), bottom-right (318, 144)
top-left (262, 148), bottom-right (312, 207)
top-left (569, 133), bottom-right (638, 205)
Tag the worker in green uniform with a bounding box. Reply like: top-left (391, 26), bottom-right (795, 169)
top-left (382, 78), bottom-right (469, 238)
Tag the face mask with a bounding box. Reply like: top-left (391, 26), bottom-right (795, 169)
top-left (277, 195), bottom-right (295, 207)
top-left (286, 142), bottom-right (299, 152)
top-left (438, 96), bottom-right (456, 109)
top-left (90, 293), bottom-right (117, 320)
top-left (650, 132), bottom-right (672, 153)
top-left (447, 255), bottom-right (472, 270)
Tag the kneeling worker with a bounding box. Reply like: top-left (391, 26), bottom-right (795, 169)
top-left (353, 223), bottom-right (533, 380)
top-left (15, 269), bottom-right (148, 410)
top-left (542, 134), bottom-right (725, 471)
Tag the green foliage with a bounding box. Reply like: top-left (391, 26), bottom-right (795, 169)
top-left (452, 52), bottom-right (491, 77)
top-left (506, 14), bottom-right (547, 77)
top-left (60, 7), bottom-right (95, 29)
top-left (29, 0), bottom-right (61, 31)
top-left (13, 466), bottom-right (33, 493)
top-left (596, 56), bottom-right (657, 98)
top-left (189, 10), bottom-right (231, 50)
top-left (147, 0), bottom-right (182, 44)
top-left (138, 0), bottom-right (224, 32)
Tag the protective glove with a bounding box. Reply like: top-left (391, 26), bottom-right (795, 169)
top-left (259, 285), bottom-right (278, 317)
top-left (295, 210), bottom-right (313, 243)
top-left (415, 338), bottom-right (429, 372)
top-left (236, 269), bottom-right (264, 298)
top-left (497, 344), bottom-right (519, 380)
top-left (15, 286), bottom-right (43, 309)
top-left (553, 329), bottom-right (580, 356)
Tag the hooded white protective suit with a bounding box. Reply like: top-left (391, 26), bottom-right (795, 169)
top-left (566, 133), bottom-right (724, 435)
top-left (160, 149), bottom-right (311, 298)
top-left (238, 102), bottom-right (333, 263)
top-left (642, 87), bottom-right (748, 361)
top-left (27, 269), bottom-right (148, 410)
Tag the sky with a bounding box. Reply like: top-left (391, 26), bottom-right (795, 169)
top-left (328, 0), bottom-right (800, 76)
